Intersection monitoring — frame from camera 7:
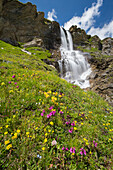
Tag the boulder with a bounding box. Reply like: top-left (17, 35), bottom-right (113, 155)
top-left (102, 38), bottom-right (113, 56)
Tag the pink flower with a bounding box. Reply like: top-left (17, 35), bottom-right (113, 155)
top-left (14, 82), bottom-right (17, 85)
top-left (8, 81), bottom-right (11, 84)
top-left (65, 122), bottom-right (69, 125)
top-left (62, 147), bottom-right (65, 150)
top-left (66, 148), bottom-right (69, 151)
top-left (70, 147), bottom-right (73, 153)
top-left (12, 75), bottom-right (15, 78)
top-left (84, 149), bottom-right (86, 155)
top-left (16, 86), bottom-right (19, 88)
top-left (49, 106), bottom-right (53, 110)
top-left (52, 111), bottom-right (56, 115)
top-left (42, 110), bottom-right (45, 113)
top-left (41, 113), bottom-right (44, 116)
top-left (59, 111), bottom-right (64, 114)
top-left (47, 114), bottom-right (50, 118)
top-left (69, 129), bottom-right (73, 133)
top-left (49, 112), bottom-right (52, 117)
top-left (80, 151), bottom-right (83, 155)
top-left (51, 140), bottom-right (57, 146)
top-left (71, 122), bottom-right (75, 126)
top-left (93, 140), bottom-right (97, 147)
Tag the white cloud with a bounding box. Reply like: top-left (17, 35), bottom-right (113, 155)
top-left (47, 9), bottom-right (57, 21)
top-left (64, 0), bottom-right (103, 31)
top-left (88, 20), bottom-right (113, 39)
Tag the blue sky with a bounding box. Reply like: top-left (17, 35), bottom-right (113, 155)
top-left (19, 0), bottom-right (113, 39)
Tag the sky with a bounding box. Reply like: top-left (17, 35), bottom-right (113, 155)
top-left (19, 0), bottom-right (113, 40)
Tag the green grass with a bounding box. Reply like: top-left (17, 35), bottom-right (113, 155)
top-left (0, 40), bottom-right (113, 169)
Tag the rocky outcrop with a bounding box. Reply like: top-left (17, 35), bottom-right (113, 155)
top-left (102, 38), bottom-right (113, 56)
top-left (0, 0), bottom-right (61, 49)
top-left (88, 55), bottom-right (113, 106)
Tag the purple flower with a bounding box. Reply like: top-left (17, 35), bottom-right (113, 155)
top-left (93, 141), bottom-right (97, 147)
top-left (14, 82), bottom-right (17, 85)
top-left (80, 151), bottom-right (83, 155)
top-left (49, 106), bottom-right (53, 110)
top-left (12, 75), bottom-right (15, 78)
top-left (62, 147), bottom-right (65, 150)
top-left (70, 147), bottom-right (73, 153)
top-left (52, 110), bottom-right (56, 115)
top-left (66, 148), bottom-right (69, 151)
top-left (47, 114), bottom-right (50, 118)
top-left (69, 129), bottom-right (73, 133)
top-left (42, 110), bottom-right (45, 113)
top-left (41, 113), bottom-right (44, 116)
top-left (84, 149), bottom-right (86, 155)
top-left (49, 112), bottom-right (52, 117)
top-left (59, 111), bottom-right (64, 114)
top-left (71, 122), bottom-right (75, 126)
top-left (16, 86), bottom-right (19, 88)
top-left (8, 81), bottom-right (11, 84)
top-left (65, 121), bottom-right (69, 125)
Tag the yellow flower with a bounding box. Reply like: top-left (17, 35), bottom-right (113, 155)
top-left (35, 127), bottom-right (38, 130)
top-left (74, 127), bottom-right (77, 130)
top-left (48, 130), bottom-right (51, 133)
top-left (50, 121), bottom-right (53, 126)
top-left (81, 123), bottom-right (84, 125)
top-left (42, 147), bottom-right (45, 151)
top-left (90, 151), bottom-right (92, 154)
top-left (6, 144), bottom-right (12, 150)
top-left (6, 125), bottom-right (9, 128)
top-left (1, 82), bottom-right (5, 86)
top-left (17, 129), bottom-right (20, 133)
top-left (74, 121), bottom-right (77, 124)
top-left (45, 133), bottom-right (48, 136)
top-left (59, 95), bottom-right (62, 97)
top-left (86, 142), bottom-right (89, 145)
top-left (52, 130), bottom-right (54, 133)
top-left (0, 143), bottom-right (1, 147)
top-left (9, 90), bottom-right (13, 93)
top-left (26, 132), bottom-right (30, 135)
top-left (109, 138), bottom-right (112, 141)
top-left (5, 140), bottom-right (10, 145)
top-left (4, 132), bottom-right (8, 135)
top-left (44, 138), bottom-right (47, 143)
top-left (0, 127), bottom-right (2, 130)
top-left (72, 153), bottom-right (75, 156)
top-left (13, 115), bottom-right (16, 118)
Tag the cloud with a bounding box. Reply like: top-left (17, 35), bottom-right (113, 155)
top-left (88, 20), bottom-right (113, 39)
top-left (64, 0), bottom-right (103, 31)
top-left (47, 9), bottom-right (57, 21)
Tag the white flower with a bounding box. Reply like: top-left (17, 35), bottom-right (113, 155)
top-left (51, 140), bottom-right (57, 146)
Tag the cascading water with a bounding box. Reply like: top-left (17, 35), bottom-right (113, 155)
top-left (58, 27), bottom-right (91, 89)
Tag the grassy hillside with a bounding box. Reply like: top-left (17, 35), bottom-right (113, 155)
top-left (0, 40), bottom-right (113, 169)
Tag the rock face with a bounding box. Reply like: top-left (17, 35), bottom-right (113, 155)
top-left (88, 56), bottom-right (113, 106)
top-left (0, 0), bottom-right (61, 49)
top-left (102, 38), bottom-right (113, 56)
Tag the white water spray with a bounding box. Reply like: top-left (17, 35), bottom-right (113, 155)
top-left (58, 27), bottom-right (91, 89)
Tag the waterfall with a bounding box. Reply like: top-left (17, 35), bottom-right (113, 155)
top-left (58, 27), bottom-right (91, 89)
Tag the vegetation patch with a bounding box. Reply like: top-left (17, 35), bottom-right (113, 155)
top-left (0, 40), bottom-right (113, 169)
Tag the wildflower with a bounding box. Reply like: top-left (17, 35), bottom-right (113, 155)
top-left (74, 127), bottom-right (77, 130)
top-left (17, 129), bottom-right (20, 133)
top-left (49, 106), bottom-right (53, 110)
top-left (45, 133), bottom-right (48, 136)
top-left (80, 148), bottom-right (86, 155)
top-left (47, 114), bottom-right (50, 118)
top-left (13, 115), bottom-right (16, 118)
top-left (70, 147), bottom-right (76, 153)
top-left (0, 127), bottom-right (2, 130)
top-left (42, 110), bottom-right (45, 113)
top-left (69, 127), bottom-right (73, 133)
top-left (37, 154), bottom-right (42, 159)
top-left (6, 125), bottom-right (9, 128)
top-left (93, 141), bottom-right (97, 147)
top-left (50, 121), bottom-right (53, 126)
top-left (52, 110), bottom-right (56, 115)
top-left (51, 140), bottom-right (57, 146)
top-left (14, 82), bottom-right (17, 85)
top-left (71, 122), bottom-right (75, 126)
top-left (41, 113), bottom-right (44, 116)
top-left (6, 144), bottom-right (12, 150)
top-left (4, 132), bottom-right (8, 135)
top-left (9, 90), bottom-right (13, 93)
top-left (44, 138), bottom-right (47, 143)
top-left (62, 147), bottom-right (65, 150)
top-left (42, 147), bottom-right (45, 151)
top-left (12, 75), bottom-right (15, 78)
top-left (35, 127), bottom-right (38, 130)
top-left (66, 148), bottom-right (69, 151)
top-left (16, 86), bottom-right (19, 88)
top-left (59, 110), bottom-right (64, 114)
top-left (81, 123), bottom-right (84, 125)
top-left (26, 132), bottom-right (30, 135)
top-left (1, 82), bottom-right (5, 86)
top-left (8, 81), bottom-right (11, 84)
top-left (109, 138), bottom-right (112, 141)
top-left (5, 140), bottom-right (10, 145)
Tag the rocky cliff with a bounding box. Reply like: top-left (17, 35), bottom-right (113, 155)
top-left (0, 0), bottom-right (61, 49)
